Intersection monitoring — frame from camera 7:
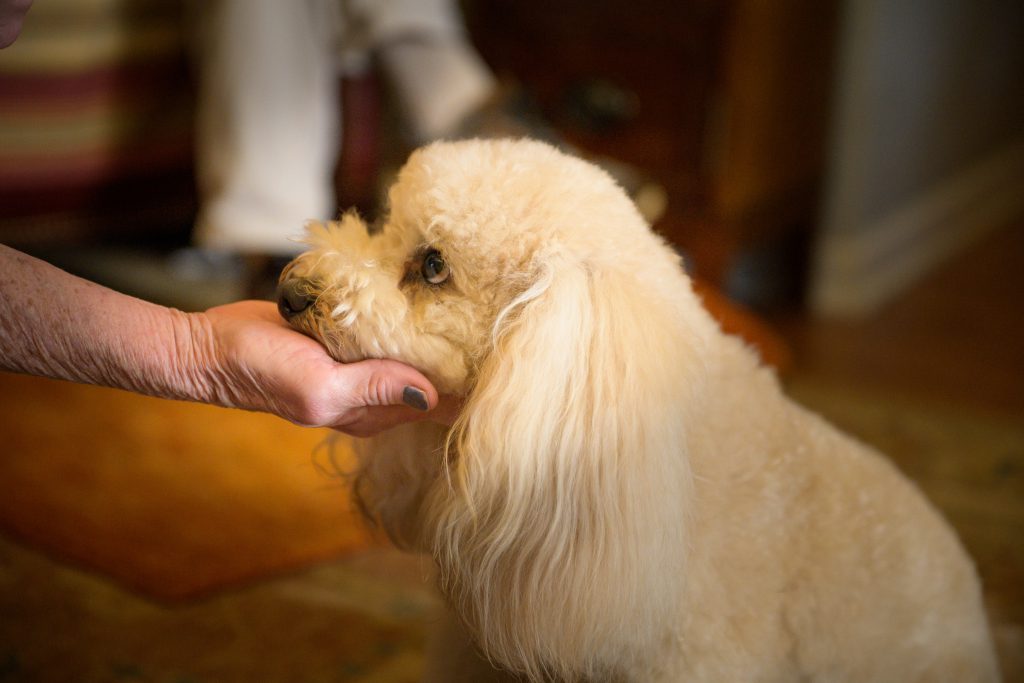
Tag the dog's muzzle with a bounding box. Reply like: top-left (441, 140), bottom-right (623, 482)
top-left (276, 277), bottom-right (316, 320)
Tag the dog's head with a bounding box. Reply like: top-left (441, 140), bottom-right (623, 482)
top-left (280, 139), bottom-right (718, 679)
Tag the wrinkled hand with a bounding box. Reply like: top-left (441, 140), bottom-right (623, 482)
top-left (196, 300), bottom-right (458, 437)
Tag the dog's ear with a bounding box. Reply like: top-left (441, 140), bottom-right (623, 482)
top-left (430, 250), bottom-right (714, 680)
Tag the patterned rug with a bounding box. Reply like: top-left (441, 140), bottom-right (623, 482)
top-left (0, 538), bottom-right (436, 683)
top-left (0, 372), bottom-right (376, 601)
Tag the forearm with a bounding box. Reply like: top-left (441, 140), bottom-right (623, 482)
top-left (0, 244), bottom-right (214, 401)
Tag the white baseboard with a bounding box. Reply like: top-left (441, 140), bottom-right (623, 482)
top-left (811, 137), bottom-right (1024, 318)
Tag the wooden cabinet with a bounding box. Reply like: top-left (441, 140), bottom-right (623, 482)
top-left (465, 0), bottom-right (838, 291)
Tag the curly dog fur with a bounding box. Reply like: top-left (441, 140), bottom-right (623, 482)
top-left (280, 139), bottom-right (998, 682)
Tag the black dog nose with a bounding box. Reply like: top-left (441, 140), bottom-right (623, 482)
top-left (276, 278), bottom-right (316, 319)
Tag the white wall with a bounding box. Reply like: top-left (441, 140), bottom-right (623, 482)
top-left (811, 0), bottom-right (1024, 317)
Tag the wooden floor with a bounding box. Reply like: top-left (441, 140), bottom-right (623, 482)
top-left (778, 221), bottom-right (1024, 416)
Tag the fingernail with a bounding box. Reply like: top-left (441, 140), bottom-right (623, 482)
top-left (402, 386), bottom-right (430, 411)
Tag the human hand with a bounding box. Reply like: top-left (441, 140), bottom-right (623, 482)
top-left (193, 300), bottom-right (458, 437)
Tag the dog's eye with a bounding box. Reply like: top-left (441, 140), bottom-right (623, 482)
top-left (421, 250), bottom-right (450, 285)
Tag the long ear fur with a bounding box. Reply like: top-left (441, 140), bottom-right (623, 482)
top-left (429, 249), bottom-right (715, 681)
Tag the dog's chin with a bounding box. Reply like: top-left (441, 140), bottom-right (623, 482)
top-left (290, 314), bottom-right (471, 395)
top-left (319, 335), bottom-right (376, 366)
top-left (287, 317), bottom-right (364, 365)
top-left (320, 331), bottom-right (466, 395)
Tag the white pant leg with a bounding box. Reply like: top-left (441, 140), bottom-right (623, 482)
top-left (347, 0), bottom-right (464, 41)
top-left (348, 0), bottom-right (495, 141)
top-left (192, 0), bottom-right (343, 255)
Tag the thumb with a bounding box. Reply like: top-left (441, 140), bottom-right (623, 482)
top-left (337, 358), bottom-right (439, 412)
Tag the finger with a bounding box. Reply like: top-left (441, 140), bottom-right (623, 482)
top-left (336, 358), bottom-right (440, 411)
top-left (335, 395), bottom-right (463, 437)
top-left (331, 404), bottom-right (436, 438)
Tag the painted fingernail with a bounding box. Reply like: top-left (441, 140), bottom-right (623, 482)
top-left (402, 386), bottom-right (430, 411)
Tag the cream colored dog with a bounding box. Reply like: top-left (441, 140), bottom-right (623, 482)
top-left (278, 139), bottom-right (999, 682)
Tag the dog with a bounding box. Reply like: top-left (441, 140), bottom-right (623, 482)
top-left (277, 139), bottom-right (999, 682)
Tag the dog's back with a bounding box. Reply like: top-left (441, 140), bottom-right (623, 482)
top-left (668, 334), bottom-right (999, 681)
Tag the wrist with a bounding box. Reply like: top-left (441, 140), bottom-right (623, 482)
top-left (176, 306), bottom-right (270, 413)
top-left (171, 310), bottom-right (226, 405)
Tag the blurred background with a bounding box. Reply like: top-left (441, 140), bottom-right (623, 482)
top-left (1, 0), bottom-right (1022, 680)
